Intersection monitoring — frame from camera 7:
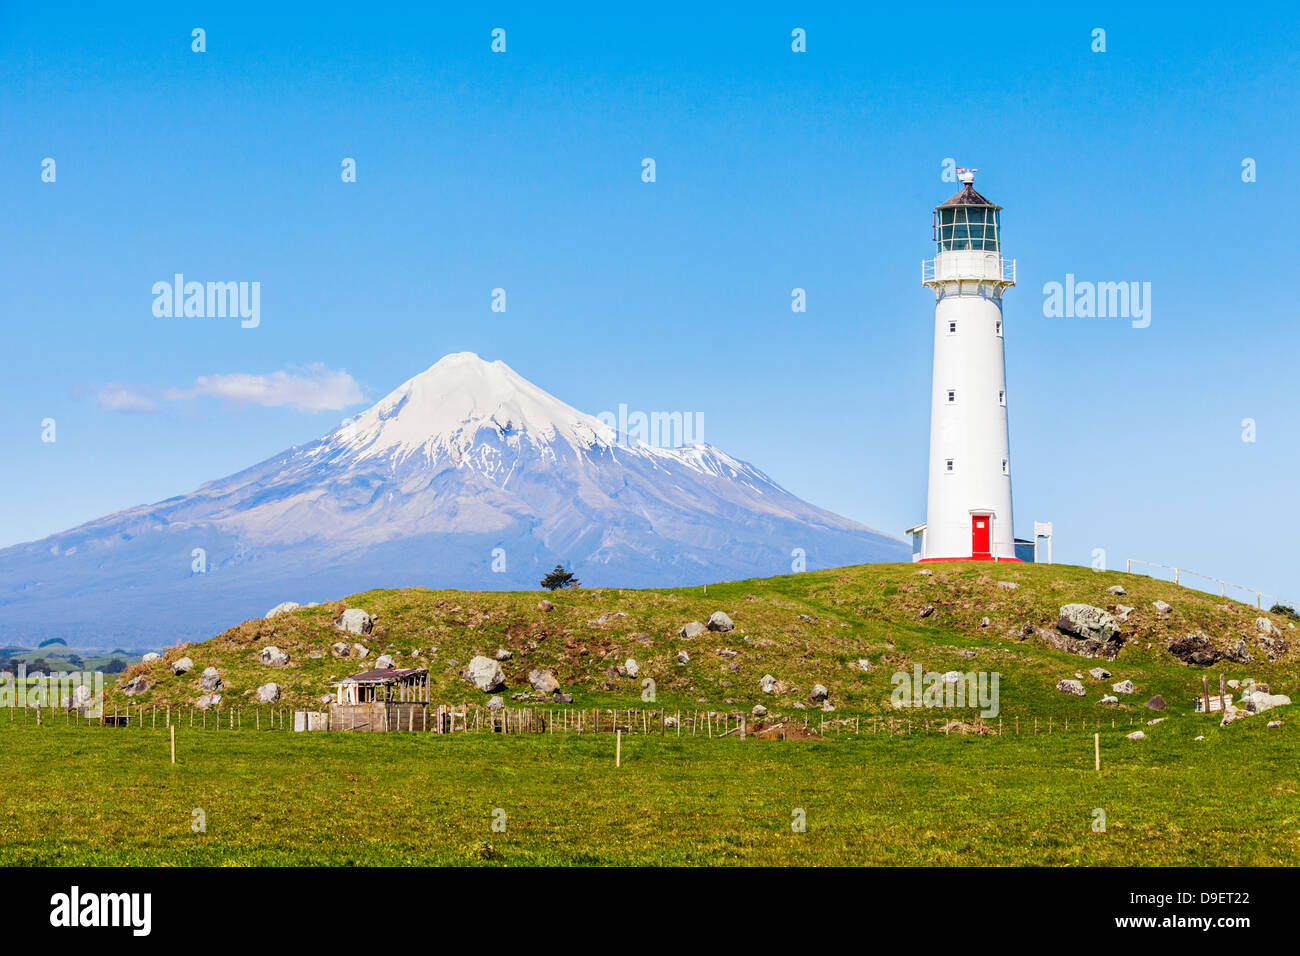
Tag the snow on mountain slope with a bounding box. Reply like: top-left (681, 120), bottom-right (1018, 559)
top-left (0, 353), bottom-right (908, 647)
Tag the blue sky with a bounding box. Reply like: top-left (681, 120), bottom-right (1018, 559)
top-left (3, 2), bottom-right (1298, 600)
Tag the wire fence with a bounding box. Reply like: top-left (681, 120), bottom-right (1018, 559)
top-left (1124, 558), bottom-right (1296, 611)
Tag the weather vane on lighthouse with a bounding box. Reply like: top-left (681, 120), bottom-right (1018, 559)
top-left (906, 168), bottom-right (1046, 563)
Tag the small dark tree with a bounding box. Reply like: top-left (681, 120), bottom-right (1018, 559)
top-left (1269, 603), bottom-right (1299, 622)
top-left (540, 564), bottom-right (580, 591)
top-left (103, 658), bottom-right (127, 674)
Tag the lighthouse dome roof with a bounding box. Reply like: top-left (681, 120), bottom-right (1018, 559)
top-left (937, 182), bottom-right (1000, 209)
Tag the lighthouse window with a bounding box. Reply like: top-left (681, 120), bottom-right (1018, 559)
top-left (947, 389), bottom-right (956, 403)
top-left (1001, 458), bottom-right (1009, 475)
top-left (948, 321), bottom-right (958, 334)
top-left (995, 319), bottom-right (1002, 336)
top-left (945, 459), bottom-right (954, 473)
top-left (998, 389), bottom-right (1006, 405)
top-left (936, 206), bottom-right (1000, 252)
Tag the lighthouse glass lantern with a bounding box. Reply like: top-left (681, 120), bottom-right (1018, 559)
top-left (910, 169), bottom-right (1018, 561)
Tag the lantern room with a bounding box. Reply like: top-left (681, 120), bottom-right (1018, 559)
top-left (933, 172), bottom-right (1002, 252)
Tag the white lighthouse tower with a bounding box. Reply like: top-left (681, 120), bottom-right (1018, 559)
top-left (907, 169), bottom-right (1019, 562)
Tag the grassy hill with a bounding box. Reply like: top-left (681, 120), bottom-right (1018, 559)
top-left (104, 562), bottom-right (1298, 722)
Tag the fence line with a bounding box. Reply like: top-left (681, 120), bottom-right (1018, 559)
top-left (1124, 558), bottom-right (1295, 611)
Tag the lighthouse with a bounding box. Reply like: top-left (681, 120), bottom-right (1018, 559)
top-left (907, 169), bottom-right (1020, 562)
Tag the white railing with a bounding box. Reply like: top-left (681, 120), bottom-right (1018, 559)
top-left (921, 256), bottom-right (1015, 284)
top-left (1124, 558), bottom-right (1295, 611)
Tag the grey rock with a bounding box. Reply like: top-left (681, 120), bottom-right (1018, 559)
top-left (1056, 678), bottom-right (1086, 697)
top-left (123, 675), bottom-right (149, 696)
top-left (1099, 695), bottom-right (1119, 705)
top-left (200, 667), bottom-right (222, 691)
top-left (980, 617), bottom-right (991, 627)
top-left (196, 693), bottom-right (222, 710)
top-left (335, 608), bottom-right (374, 635)
top-left (1112, 679), bottom-right (1135, 695)
top-left (265, 601), bottom-right (300, 619)
top-left (1267, 720), bottom-right (1282, 729)
top-left (918, 568), bottom-right (933, 576)
top-left (537, 600), bottom-right (555, 612)
top-left (1255, 617), bottom-right (1282, 639)
top-left (1088, 667), bottom-right (1111, 680)
top-left (142, 652), bottom-right (161, 664)
top-left (1106, 585), bottom-right (1126, 596)
top-left (920, 605), bottom-right (935, 618)
top-left (486, 695), bottom-right (505, 710)
top-left (676, 650), bottom-right (690, 664)
top-left (679, 622), bottom-right (705, 638)
top-left (1115, 604), bottom-right (1135, 622)
top-left (463, 656), bottom-right (506, 692)
top-left (171, 656), bottom-right (194, 675)
top-left (495, 648), bottom-right (512, 661)
top-left (624, 658), bottom-right (640, 678)
top-left (997, 580), bottom-right (1018, 590)
top-left (374, 653), bottom-right (395, 670)
top-left (822, 700), bottom-right (835, 712)
top-left (259, 645), bottom-right (289, 667)
top-left (760, 674), bottom-right (777, 694)
top-left (68, 684), bottom-right (95, 715)
top-left (330, 641), bottom-right (350, 658)
top-left (1166, 632), bottom-right (1221, 667)
top-left (256, 682), bottom-right (281, 704)
top-left (1152, 600), bottom-right (1172, 614)
top-left (552, 691), bottom-right (573, 704)
top-left (857, 658), bottom-right (873, 671)
top-left (1126, 730), bottom-right (1146, 740)
top-left (1057, 604), bottom-right (1122, 643)
top-left (351, 643), bottom-right (369, 659)
top-left (707, 611), bottom-right (734, 632)
top-left (810, 684), bottom-right (829, 702)
top-left (1146, 695), bottom-right (1166, 711)
top-left (752, 704), bottom-right (768, 717)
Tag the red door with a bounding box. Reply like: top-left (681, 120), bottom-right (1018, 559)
top-left (971, 515), bottom-right (992, 560)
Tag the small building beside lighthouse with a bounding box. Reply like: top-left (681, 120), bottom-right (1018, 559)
top-left (907, 169), bottom-right (1046, 562)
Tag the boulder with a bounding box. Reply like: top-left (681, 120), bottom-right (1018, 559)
top-left (196, 693), bottom-right (222, 710)
top-left (752, 704), bottom-right (768, 717)
top-left (1268, 720), bottom-right (1283, 728)
top-left (918, 568), bottom-right (933, 576)
top-left (1152, 600), bottom-right (1172, 614)
top-left (537, 600), bottom-right (555, 612)
top-left (265, 601), bottom-right (300, 619)
top-left (1146, 695), bottom-right (1166, 711)
top-left (997, 581), bottom-right (1018, 590)
top-left (486, 696), bottom-right (505, 710)
top-left (759, 674), bottom-right (777, 694)
top-left (171, 656), bottom-right (194, 675)
top-left (1255, 617), bottom-right (1282, 639)
top-left (679, 622), bottom-right (705, 638)
top-left (374, 654), bottom-right (395, 670)
top-left (259, 645), bottom-right (289, 667)
top-left (334, 608), bottom-right (374, 635)
top-left (1112, 679), bottom-right (1135, 695)
top-left (856, 658), bottom-right (872, 672)
top-left (707, 611), bottom-right (734, 632)
top-left (676, 651), bottom-right (690, 665)
top-left (141, 652), bottom-right (161, 664)
top-left (1034, 624), bottom-right (1122, 660)
top-left (1099, 695), bottom-right (1119, 705)
top-left (920, 605), bottom-right (936, 618)
top-left (351, 644), bottom-right (369, 659)
top-left (68, 684), bottom-right (95, 715)
top-left (1166, 632), bottom-right (1222, 666)
top-left (1057, 604), bottom-right (1121, 643)
top-left (1056, 678), bottom-right (1086, 697)
top-left (1227, 639), bottom-right (1253, 664)
top-left (1106, 585), bottom-right (1126, 596)
top-left (1115, 605), bottom-right (1135, 622)
top-left (528, 669), bottom-right (560, 694)
top-left (1126, 730), bottom-right (1146, 740)
top-left (1088, 667), bottom-right (1111, 680)
top-left (980, 617), bottom-right (991, 627)
top-left (463, 656), bottom-right (506, 693)
top-left (200, 667), bottom-right (222, 691)
top-left (123, 675), bottom-right (149, 696)
top-left (810, 684), bottom-right (829, 702)
top-left (330, 641), bottom-right (350, 658)
top-left (624, 658), bottom-right (640, 678)
top-left (256, 682), bottom-right (281, 704)
top-left (1240, 690), bottom-right (1291, 715)
top-left (822, 701), bottom-right (835, 712)
top-left (552, 691), bottom-right (573, 704)
top-left (495, 648), bottom-right (513, 661)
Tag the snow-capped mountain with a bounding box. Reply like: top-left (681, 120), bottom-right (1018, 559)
top-left (0, 353), bottom-right (907, 647)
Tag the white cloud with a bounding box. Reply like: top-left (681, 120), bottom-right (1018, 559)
top-left (94, 384), bottom-right (161, 413)
top-left (92, 365), bottom-right (364, 414)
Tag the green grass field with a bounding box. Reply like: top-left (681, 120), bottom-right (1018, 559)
top-left (1, 714), bottom-right (1295, 866)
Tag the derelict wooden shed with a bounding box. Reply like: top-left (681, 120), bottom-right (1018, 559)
top-left (329, 666), bottom-right (430, 731)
